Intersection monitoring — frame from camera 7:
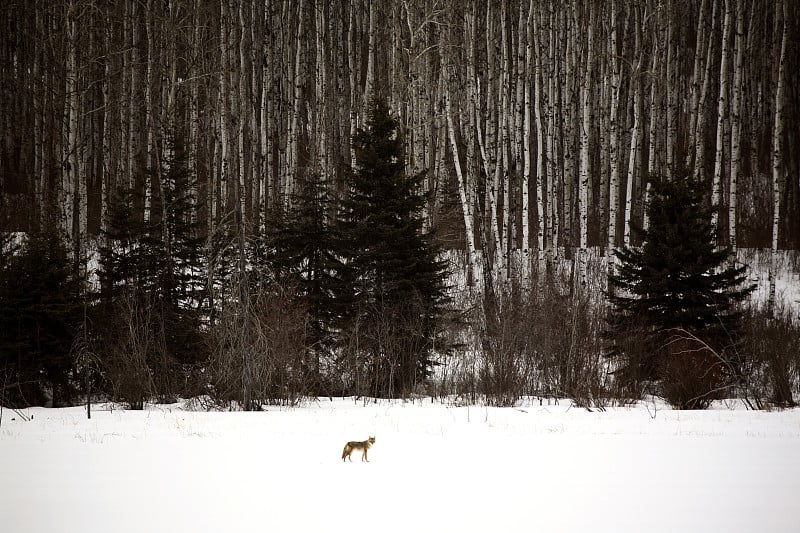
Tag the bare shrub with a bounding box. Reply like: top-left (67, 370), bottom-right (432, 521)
top-left (335, 296), bottom-right (438, 399)
top-left (100, 291), bottom-right (160, 409)
top-left (741, 305), bottom-right (799, 408)
top-left (468, 263), bottom-right (609, 408)
top-left (658, 331), bottom-right (731, 410)
top-left (530, 268), bottom-right (609, 409)
top-left (206, 283), bottom-right (310, 408)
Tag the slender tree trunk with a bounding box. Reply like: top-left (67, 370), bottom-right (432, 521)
top-left (521, 0), bottom-right (533, 268)
top-left (607, 0), bottom-right (622, 269)
top-left (712, 0), bottom-right (733, 238)
top-left (687, 0), bottom-right (709, 171)
top-left (695, 0), bottom-right (719, 182)
top-left (729, 0), bottom-right (745, 250)
top-left (562, 8), bottom-right (576, 251)
top-left (624, 10), bottom-right (643, 249)
top-left (546, 4), bottom-right (560, 259)
top-left (768, 0), bottom-right (787, 316)
top-left (578, 2), bottom-right (594, 288)
top-left (532, 0), bottom-right (546, 274)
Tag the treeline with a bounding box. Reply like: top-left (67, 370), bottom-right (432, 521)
top-left (1, 100), bottom-right (462, 409)
top-left (1, 0), bottom-right (799, 268)
top-left (1, 1), bottom-right (799, 410)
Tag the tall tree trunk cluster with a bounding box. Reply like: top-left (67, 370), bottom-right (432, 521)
top-left (2, 0), bottom-right (799, 280)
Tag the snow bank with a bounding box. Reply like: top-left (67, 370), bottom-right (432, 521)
top-left (2, 399), bottom-right (799, 533)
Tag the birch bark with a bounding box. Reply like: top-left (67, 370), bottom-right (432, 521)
top-left (768, 0), bottom-right (787, 315)
top-left (712, 0), bottom-right (733, 238)
top-left (728, 0), bottom-right (745, 250)
top-left (624, 9), bottom-right (644, 249)
top-left (695, 0), bottom-right (719, 181)
top-left (445, 89), bottom-right (478, 287)
top-left (578, 2), bottom-right (594, 287)
top-left (607, 0), bottom-right (622, 281)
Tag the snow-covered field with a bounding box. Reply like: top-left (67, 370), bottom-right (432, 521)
top-left (2, 398), bottom-right (799, 533)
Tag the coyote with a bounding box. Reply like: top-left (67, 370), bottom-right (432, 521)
top-left (341, 436), bottom-right (376, 462)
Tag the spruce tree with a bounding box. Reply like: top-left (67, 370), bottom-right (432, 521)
top-left (337, 97), bottom-right (450, 397)
top-left (0, 230), bottom-right (84, 406)
top-left (606, 174), bottom-right (754, 407)
top-left (96, 135), bottom-right (206, 403)
top-left (265, 172), bottom-right (344, 392)
top-left (153, 136), bottom-right (207, 369)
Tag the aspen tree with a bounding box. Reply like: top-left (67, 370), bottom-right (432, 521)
top-left (607, 0), bottom-right (622, 259)
top-left (500, 0), bottom-right (512, 278)
top-left (578, 1), bottom-right (594, 288)
top-left (768, 0), bottom-right (787, 316)
top-left (624, 6), bottom-right (644, 249)
top-left (694, 0), bottom-right (719, 182)
top-left (728, 0), bottom-right (746, 250)
top-left (64, 3), bottom-right (86, 262)
top-left (643, 38), bottom-right (658, 234)
top-left (664, 2), bottom-right (677, 177)
top-left (712, 0), bottom-right (733, 237)
top-left (287, 2), bottom-right (305, 208)
top-left (546, 3), bottom-right (560, 258)
top-left (687, 0), bottom-right (709, 171)
top-left (218, 0), bottom-right (230, 217)
top-left (445, 77), bottom-right (478, 286)
top-left (531, 0), bottom-right (547, 273)
top-left (521, 0), bottom-right (532, 266)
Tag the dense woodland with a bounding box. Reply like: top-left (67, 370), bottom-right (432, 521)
top-left (1, 0), bottom-right (799, 409)
top-left (2, 0), bottom-right (799, 258)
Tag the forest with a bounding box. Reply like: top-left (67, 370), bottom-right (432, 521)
top-left (0, 0), bottom-right (799, 410)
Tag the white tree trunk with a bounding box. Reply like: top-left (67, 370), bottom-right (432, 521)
top-left (624, 26), bottom-right (644, 249)
top-left (363, 0), bottom-right (376, 110)
top-left (768, 0), bottom-right (787, 316)
top-left (219, 0), bottom-right (230, 216)
top-left (521, 0), bottom-right (534, 266)
top-left (687, 0), bottom-right (709, 170)
top-left (712, 0), bottom-right (733, 238)
top-left (607, 0), bottom-right (622, 281)
top-left (578, 2), bottom-right (594, 288)
top-left (445, 89), bottom-right (478, 287)
top-left (287, 3), bottom-right (305, 208)
top-left (532, 0), bottom-right (546, 273)
top-left (694, 0), bottom-right (719, 181)
top-left (546, 4), bottom-right (559, 258)
top-left (562, 10), bottom-right (576, 251)
top-left (644, 38), bottom-right (658, 233)
top-left (728, 0), bottom-right (745, 250)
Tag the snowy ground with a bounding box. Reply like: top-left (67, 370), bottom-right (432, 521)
top-left (2, 398), bottom-right (799, 533)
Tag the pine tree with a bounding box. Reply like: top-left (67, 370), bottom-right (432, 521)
top-left (606, 174), bottom-right (754, 407)
top-left (337, 97), bottom-right (450, 397)
top-left (154, 136), bottom-right (207, 369)
top-left (96, 135), bottom-right (206, 403)
top-left (97, 187), bottom-right (151, 300)
top-left (0, 230), bottom-right (84, 406)
top-left (265, 172), bottom-right (345, 392)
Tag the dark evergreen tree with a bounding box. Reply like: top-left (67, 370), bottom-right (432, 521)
top-left (337, 97), bottom-right (451, 397)
top-left (152, 136), bottom-right (207, 370)
top-left (96, 135), bottom-right (206, 404)
top-left (265, 173), bottom-right (345, 392)
top-left (606, 174), bottom-right (754, 407)
top-left (0, 230), bottom-right (84, 406)
top-left (97, 187), bottom-right (151, 300)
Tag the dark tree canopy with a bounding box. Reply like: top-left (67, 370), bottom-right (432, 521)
top-left (0, 230), bottom-right (85, 407)
top-left (606, 175), bottom-right (755, 406)
top-left (337, 97), bottom-right (451, 397)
